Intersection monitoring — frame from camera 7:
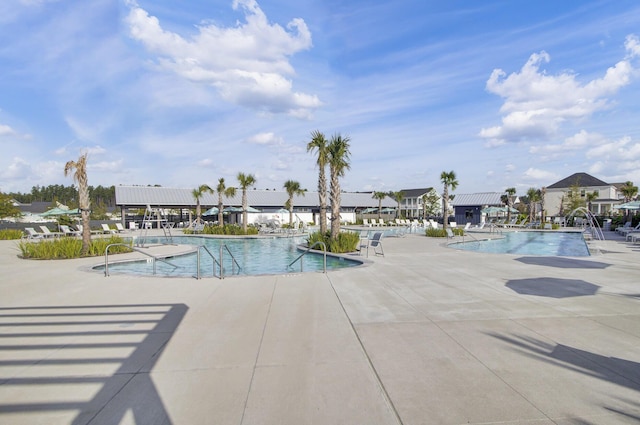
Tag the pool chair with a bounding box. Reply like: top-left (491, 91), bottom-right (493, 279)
top-left (115, 223), bottom-right (127, 233)
top-left (616, 222), bottom-right (632, 234)
top-left (618, 222), bottom-right (640, 237)
top-left (77, 224), bottom-right (101, 235)
top-left (39, 225), bottom-right (63, 238)
top-left (360, 231), bottom-right (384, 257)
top-left (101, 224), bottom-right (117, 234)
top-left (59, 225), bottom-right (80, 237)
top-left (24, 227), bottom-right (44, 240)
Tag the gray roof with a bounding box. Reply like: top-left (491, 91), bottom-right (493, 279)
top-left (547, 172), bottom-right (609, 189)
top-left (115, 186), bottom-right (395, 209)
top-left (451, 192), bottom-right (504, 207)
top-left (401, 188), bottom-right (434, 198)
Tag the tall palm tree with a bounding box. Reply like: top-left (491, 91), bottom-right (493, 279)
top-left (388, 191), bottom-right (404, 219)
top-left (440, 170), bottom-right (458, 229)
top-left (327, 134), bottom-right (351, 240)
top-left (307, 130), bottom-right (329, 233)
top-left (372, 191), bottom-right (387, 220)
top-left (192, 184), bottom-right (213, 225)
top-left (585, 191), bottom-right (598, 213)
top-left (619, 181), bottom-right (638, 222)
top-left (216, 178), bottom-right (236, 226)
top-left (237, 172), bottom-right (256, 233)
top-left (283, 180), bottom-right (306, 227)
top-left (64, 153), bottom-right (91, 255)
top-left (526, 187), bottom-right (540, 223)
top-left (505, 187), bottom-right (516, 222)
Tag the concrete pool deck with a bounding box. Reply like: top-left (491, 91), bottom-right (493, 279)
top-left (0, 229), bottom-right (639, 424)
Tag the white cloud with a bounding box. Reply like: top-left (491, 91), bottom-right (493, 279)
top-left (91, 159), bottom-right (122, 172)
top-left (480, 35), bottom-right (639, 145)
top-left (0, 124), bottom-right (17, 138)
top-left (246, 132), bottom-right (282, 146)
top-left (1, 157), bottom-right (33, 180)
top-left (125, 0), bottom-right (321, 117)
top-left (522, 167), bottom-right (559, 183)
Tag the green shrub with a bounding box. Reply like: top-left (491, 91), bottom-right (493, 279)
top-left (307, 231), bottom-right (359, 253)
top-left (425, 227), bottom-right (463, 237)
top-left (183, 224), bottom-right (259, 236)
top-left (18, 236), bottom-right (131, 259)
top-left (0, 229), bottom-right (24, 240)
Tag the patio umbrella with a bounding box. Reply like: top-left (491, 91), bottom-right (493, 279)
top-left (614, 201), bottom-right (640, 210)
top-left (379, 207), bottom-right (396, 213)
top-left (361, 207), bottom-right (378, 214)
top-left (202, 207), bottom-right (219, 216)
top-left (481, 206), bottom-right (503, 214)
top-left (40, 207), bottom-right (80, 217)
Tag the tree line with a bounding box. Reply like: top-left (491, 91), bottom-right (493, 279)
top-left (6, 184), bottom-right (116, 207)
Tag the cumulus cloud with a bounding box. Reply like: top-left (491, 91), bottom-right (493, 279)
top-left (522, 167), bottom-right (559, 183)
top-left (246, 132), bottom-right (283, 146)
top-left (529, 130), bottom-right (605, 160)
top-left (480, 35), bottom-right (639, 146)
top-left (91, 159), bottom-right (123, 172)
top-left (125, 0), bottom-right (321, 117)
top-left (1, 157), bottom-right (33, 180)
top-left (0, 124), bottom-right (17, 138)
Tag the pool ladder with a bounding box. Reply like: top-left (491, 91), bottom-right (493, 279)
top-left (288, 241), bottom-right (327, 273)
top-left (103, 243), bottom-right (178, 277)
top-left (196, 244), bottom-right (241, 279)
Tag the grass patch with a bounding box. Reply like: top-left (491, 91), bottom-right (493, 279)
top-left (307, 231), bottom-right (360, 253)
top-left (18, 236), bottom-right (132, 259)
top-left (0, 229), bottom-right (24, 240)
top-left (425, 227), bottom-right (463, 237)
top-left (183, 224), bottom-right (259, 236)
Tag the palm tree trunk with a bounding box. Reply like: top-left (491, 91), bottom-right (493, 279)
top-left (330, 171), bottom-right (340, 239)
top-left (318, 169), bottom-right (327, 234)
top-left (78, 176), bottom-right (91, 255)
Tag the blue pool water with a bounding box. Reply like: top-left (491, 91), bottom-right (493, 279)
top-left (450, 231), bottom-right (590, 256)
top-left (100, 236), bottom-right (361, 277)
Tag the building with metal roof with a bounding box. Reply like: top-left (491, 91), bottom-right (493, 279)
top-left (450, 192), bottom-right (505, 225)
top-left (115, 185), bottom-right (396, 227)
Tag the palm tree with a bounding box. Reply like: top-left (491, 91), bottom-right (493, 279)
top-left (526, 187), bottom-right (540, 223)
top-left (64, 153), bottom-right (91, 255)
top-left (440, 171), bottom-right (458, 229)
top-left (191, 184), bottom-right (213, 225)
top-left (283, 180), bottom-right (306, 227)
top-left (372, 191), bottom-right (387, 220)
top-left (585, 191), bottom-right (598, 213)
top-left (388, 191), bottom-right (404, 219)
top-left (307, 130), bottom-right (329, 234)
top-left (327, 134), bottom-right (351, 239)
top-left (237, 172), bottom-right (256, 233)
top-left (505, 187), bottom-right (516, 222)
top-left (216, 178), bottom-right (236, 227)
top-left (619, 181), bottom-right (638, 222)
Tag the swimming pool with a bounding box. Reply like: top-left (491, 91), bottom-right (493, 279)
top-left (450, 231), bottom-right (590, 257)
top-left (99, 236), bottom-right (362, 277)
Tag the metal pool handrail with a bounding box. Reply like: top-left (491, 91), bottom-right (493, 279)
top-left (104, 243), bottom-right (178, 277)
top-left (220, 244), bottom-right (241, 277)
top-left (288, 241), bottom-right (327, 273)
top-left (196, 245), bottom-right (221, 279)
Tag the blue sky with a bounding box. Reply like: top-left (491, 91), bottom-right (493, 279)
top-left (1, 0), bottom-right (640, 196)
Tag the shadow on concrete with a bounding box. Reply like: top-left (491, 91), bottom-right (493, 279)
top-left (0, 303), bottom-right (187, 424)
top-left (515, 256), bottom-right (611, 269)
top-left (506, 277), bottom-right (600, 298)
top-left (488, 333), bottom-right (640, 421)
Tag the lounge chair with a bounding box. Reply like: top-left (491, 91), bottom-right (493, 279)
top-left (115, 223), bottom-right (127, 233)
top-left (77, 224), bottom-right (101, 235)
top-left (361, 231), bottom-right (384, 257)
top-left (59, 225), bottom-right (80, 237)
top-left (101, 224), bottom-right (117, 234)
top-left (39, 226), bottom-right (63, 238)
top-left (618, 223), bottom-right (640, 237)
top-left (616, 222), bottom-right (632, 234)
top-left (24, 227), bottom-right (44, 240)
